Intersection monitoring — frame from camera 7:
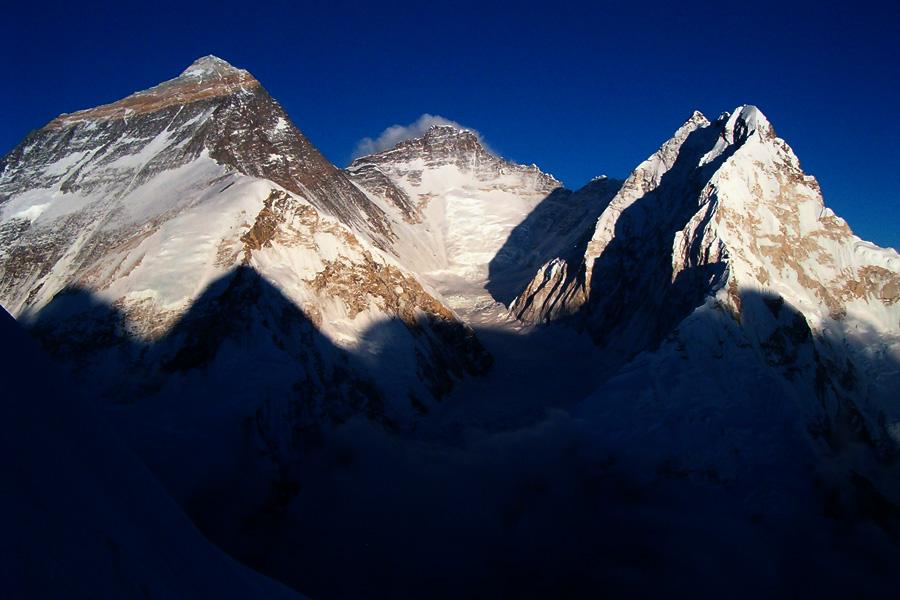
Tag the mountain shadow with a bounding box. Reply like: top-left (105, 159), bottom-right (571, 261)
top-left (24, 266), bottom-right (490, 564)
top-left (15, 274), bottom-right (900, 598)
top-left (250, 292), bottom-right (900, 598)
top-left (29, 264), bottom-right (487, 426)
top-left (28, 266), bottom-right (387, 424)
top-left (486, 177), bottom-right (622, 306)
top-left (497, 120), bottom-right (739, 375)
top-left (0, 305), bottom-right (301, 598)
top-left (265, 288), bottom-right (900, 600)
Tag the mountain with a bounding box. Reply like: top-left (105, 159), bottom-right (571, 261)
top-left (514, 107), bottom-right (898, 353)
top-left (513, 105), bottom-right (900, 542)
top-left (488, 174), bottom-right (622, 308)
top-left (0, 306), bottom-right (303, 599)
top-left (0, 56), bottom-right (497, 558)
top-left (0, 55), bottom-right (492, 427)
top-left (3, 53), bottom-right (900, 597)
top-left (346, 124), bottom-right (566, 323)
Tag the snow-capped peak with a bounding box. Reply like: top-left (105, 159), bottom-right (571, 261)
top-left (514, 101), bottom-right (899, 349)
top-left (43, 55), bottom-right (258, 128)
top-left (348, 119), bottom-right (561, 193)
top-left (720, 104), bottom-right (774, 143)
top-left (415, 124), bottom-right (487, 153)
top-left (349, 122), bottom-right (487, 168)
top-left (179, 54), bottom-right (246, 78)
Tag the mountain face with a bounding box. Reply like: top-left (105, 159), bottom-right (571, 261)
top-left (490, 175), bottom-right (622, 308)
top-left (0, 56), bottom-right (489, 405)
top-left (515, 107), bottom-right (898, 352)
top-left (346, 125), bottom-right (566, 323)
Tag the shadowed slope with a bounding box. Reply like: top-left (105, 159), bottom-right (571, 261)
top-left (187, 289), bottom-right (900, 600)
top-left (0, 306), bottom-right (303, 599)
top-left (487, 176), bottom-right (622, 306)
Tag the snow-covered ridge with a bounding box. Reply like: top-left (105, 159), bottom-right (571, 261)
top-left (351, 124), bottom-right (560, 187)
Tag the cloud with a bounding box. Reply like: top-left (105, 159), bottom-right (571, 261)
top-left (352, 113), bottom-right (484, 158)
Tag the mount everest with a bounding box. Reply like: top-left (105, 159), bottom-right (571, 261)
top-left (1, 56), bottom-right (899, 598)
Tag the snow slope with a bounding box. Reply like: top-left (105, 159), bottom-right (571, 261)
top-left (346, 125), bottom-right (565, 323)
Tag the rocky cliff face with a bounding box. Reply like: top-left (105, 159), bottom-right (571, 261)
top-left (495, 175), bottom-right (622, 312)
top-left (1, 56), bottom-right (393, 255)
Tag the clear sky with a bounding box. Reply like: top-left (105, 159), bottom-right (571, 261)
top-left (2, 0), bottom-right (898, 249)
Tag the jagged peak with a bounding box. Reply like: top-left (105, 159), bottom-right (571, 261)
top-left (717, 105), bottom-right (776, 144)
top-left (635, 110), bottom-right (711, 168)
top-left (646, 110), bottom-right (711, 156)
top-left (348, 122), bottom-right (561, 189)
top-left (415, 124), bottom-right (488, 153)
top-left (403, 126), bottom-right (561, 184)
top-left (423, 123), bottom-right (492, 152)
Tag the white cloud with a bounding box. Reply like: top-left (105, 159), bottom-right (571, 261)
top-left (352, 114), bottom-right (484, 158)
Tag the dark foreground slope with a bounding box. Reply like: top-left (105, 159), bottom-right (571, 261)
top-left (0, 307), bottom-right (302, 599)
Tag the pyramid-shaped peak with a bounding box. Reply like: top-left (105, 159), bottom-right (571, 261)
top-left (419, 124), bottom-right (487, 150)
top-left (47, 55), bottom-right (258, 128)
top-left (180, 55), bottom-right (246, 78)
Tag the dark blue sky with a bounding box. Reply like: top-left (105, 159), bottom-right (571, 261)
top-left (2, 1), bottom-right (898, 248)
